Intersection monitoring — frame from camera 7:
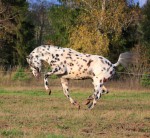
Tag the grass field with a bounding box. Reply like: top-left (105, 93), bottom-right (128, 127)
top-left (0, 86), bottom-right (150, 138)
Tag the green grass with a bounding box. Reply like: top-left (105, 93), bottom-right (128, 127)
top-left (1, 129), bottom-right (24, 137)
top-left (0, 88), bottom-right (150, 138)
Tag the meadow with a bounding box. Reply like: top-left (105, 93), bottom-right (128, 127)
top-left (0, 83), bottom-right (150, 138)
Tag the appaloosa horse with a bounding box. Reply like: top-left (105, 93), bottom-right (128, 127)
top-left (26, 45), bottom-right (131, 109)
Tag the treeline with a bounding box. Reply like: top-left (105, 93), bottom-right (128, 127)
top-left (0, 0), bottom-right (150, 71)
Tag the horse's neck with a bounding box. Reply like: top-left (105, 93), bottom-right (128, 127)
top-left (36, 47), bottom-right (52, 64)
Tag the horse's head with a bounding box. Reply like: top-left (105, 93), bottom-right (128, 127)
top-left (26, 54), bottom-right (42, 77)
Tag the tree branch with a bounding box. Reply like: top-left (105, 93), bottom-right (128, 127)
top-left (0, 13), bottom-right (19, 23)
top-left (0, 6), bottom-right (8, 14)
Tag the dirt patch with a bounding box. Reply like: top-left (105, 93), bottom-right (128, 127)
top-left (114, 122), bottom-right (150, 133)
top-left (0, 121), bottom-right (9, 129)
top-left (81, 127), bottom-right (93, 134)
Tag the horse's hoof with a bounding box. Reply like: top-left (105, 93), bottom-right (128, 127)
top-left (88, 102), bottom-right (94, 109)
top-left (46, 89), bottom-right (51, 95)
top-left (73, 101), bottom-right (80, 110)
top-left (84, 99), bottom-right (91, 105)
top-left (48, 89), bottom-right (51, 95)
top-left (78, 105), bottom-right (81, 110)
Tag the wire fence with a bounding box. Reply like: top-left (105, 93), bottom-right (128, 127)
top-left (0, 69), bottom-right (149, 89)
top-left (0, 70), bottom-right (149, 76)
top-left (117, 71), bottom-right (150, 76)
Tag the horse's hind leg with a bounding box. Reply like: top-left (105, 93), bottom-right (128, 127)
top-left (85, 84), bottom-right (108, 105)
top-left (61, 78), bottom-right (80, 109)
top-left (87, 77), bottom-right (103, 109)
top-left (84, 95), bottom-right (94, 105)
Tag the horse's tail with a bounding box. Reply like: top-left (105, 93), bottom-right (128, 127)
top-left (114, 52), bottom-right (133, 67)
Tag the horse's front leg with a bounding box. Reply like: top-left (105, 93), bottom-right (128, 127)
top-left (44, 66), bottom-right (66, 95)
top-left (44, 73), bottom-right (52, 95)
top-left (61, 78), bottom-right (80, 110)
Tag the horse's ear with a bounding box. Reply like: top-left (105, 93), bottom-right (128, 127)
top-left (26, 56), bottom-right (30, 63)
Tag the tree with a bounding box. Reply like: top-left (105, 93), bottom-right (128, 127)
top-left (0, 0), bottom-right (35, 66)
top-left (47, 4), bottom-right (79, 47)
top-left (138, 0), bottom-right (150, 67)
top-left (142, 0), bottom-right (150, 44)
top-left (120, 0), bottom-right (150, 79)
top-left (60, 0), bottom-right (140, 58)
top-left (29, 0), bottom-right (52, 46)
top-left (0, 0), bottom-right (27, 46)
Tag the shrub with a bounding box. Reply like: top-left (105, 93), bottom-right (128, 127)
top-left (13, 68), bottom-right (30, 81)
top-left (43, 66), bottom-right (58, 79)
top-left (50, 74), bottom-right (58, 79)
top-left (140, 74), bottom-right (150, 87)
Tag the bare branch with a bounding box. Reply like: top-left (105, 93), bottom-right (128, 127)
top-left (0, 13), bottom-right (19, 23)
top-left (0, 6), bottom-right (8, 14)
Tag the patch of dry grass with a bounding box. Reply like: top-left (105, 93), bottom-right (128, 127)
top-left (0, 87), bottom-right (150, 138)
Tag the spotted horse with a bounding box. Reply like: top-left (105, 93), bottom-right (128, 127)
top-left (26, 45), bottom-right (132, 109)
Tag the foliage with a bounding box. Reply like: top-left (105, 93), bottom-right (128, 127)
top-left (126, 45), bottom-right (150, 80)
top-left (66, 0), bottom-right (140, 57)
top-left (15, 19), bottom-right (35, 66)
top-left (141, 0), bottom-right (150, 43)
top-left (0, 44), bottom-right (14, 66)
top-left (69, 24), bottom-right (109, 55)
top-left (49, 74), bottom-right (58, 79)
top-left (0, 0), bottom-right (35, 66)
top-left (47, 5), bottom-right (79, 47)
top-left (141, 74), bottom-right (150, 87)
top-left (28, 0), bottom-right (52, 46)
top-left (42, 63), bottom-right (58, 79)
top-left (0, 0), bottom-right (28, 41)
top-left (128, 0), bottom-right (150, 81)
top-left (140, 0), bottom-right (150, 64)
top-left (13, 68), bottom-right (30, 81)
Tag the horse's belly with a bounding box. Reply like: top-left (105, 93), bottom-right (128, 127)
top-left (62, 72), bottom-right (92, 79)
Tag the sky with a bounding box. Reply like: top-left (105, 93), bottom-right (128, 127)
top-left (27, 0), bottom-right (60, 4)
top-left (28, 0), bottom-right (147, 7)
top-left (134, 0), bottom-right (147, 6)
